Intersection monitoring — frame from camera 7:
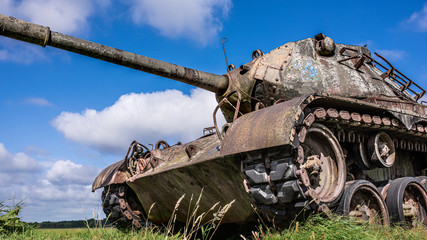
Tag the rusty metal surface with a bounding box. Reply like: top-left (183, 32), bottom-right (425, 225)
top-left (220, 96), bottom-right (307, 156)
top-left (373, 52), bottom-right (425, 101)
top-left (309, 95), bottom-right (427, 129)
top-left (216, 67), bottom-right (256, 122)
top-left (127, 134), bottom-right (221, 178)
top-left (92, 159), bottom-right (128, 192)
top-left (0, 14), bottom-right (228, 94)
top-left (126, 154), bottom-right (253, 224)
top-left (92, 93), bottom-right (427, 195)
top-left (220, 93), bottom-right (427, 157)
top-left (250, 39), bottom-right (396, 103)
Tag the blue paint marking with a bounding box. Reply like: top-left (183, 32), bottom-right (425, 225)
top-left (288, 59), bottom-right (319, 81)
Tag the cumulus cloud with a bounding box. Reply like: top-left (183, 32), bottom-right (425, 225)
top-left (1, 0), bottom-right (93, 34)
top-left (0, 180), bottom-right (101, 222)
top-left (375, 49), bottom-right (406, 61)
top-left (25, 180), bottom-right (99, 202)
top-left (130, 0), bottom-right (232, 45)
top-left (52, 89), bottom-right (225, 154)
top-left (0, 143), bottom-right (102, 221)
top-left (0, 0), bottom-right (102, 63)
top-left (402, 3), bottom-right (427, 32)
top-left (22, 97), bottom-right (53, 107)
top-left (46, 160), bottom-right (99, 185)
top-left (0, 143), bottom-right (40, 172)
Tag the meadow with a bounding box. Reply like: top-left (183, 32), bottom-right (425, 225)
top-left (2, 199), bottom-right (427, 239)
top-left (1, 215), bottom-right (427, 239)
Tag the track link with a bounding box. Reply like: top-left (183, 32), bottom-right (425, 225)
top-left (242, 106), bottom-right (427, 224)
top-left (102, 184), bottom-right (145, 229)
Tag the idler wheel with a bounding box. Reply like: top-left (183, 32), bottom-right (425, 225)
top-left (337, 180), bottom-right (390, 225)
top-left (385, 177), bottom-right (427, 226)
top-left (302, 123), bottom-right (346, 204)
top-left (367, 132), bottom-right (395, 168)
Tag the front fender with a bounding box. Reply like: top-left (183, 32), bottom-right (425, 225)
top-left (92, 159), bottom-right (128, 192)
top-left (220, 95), bottom-right (308, 156)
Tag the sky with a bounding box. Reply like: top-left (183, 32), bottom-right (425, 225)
top-left (0, 0), bottom-right (427, 222)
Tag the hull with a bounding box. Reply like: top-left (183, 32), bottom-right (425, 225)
top-left (127, 155), bottom-right (253, 223)
top-left (94, 94), bottom-right (427, 227)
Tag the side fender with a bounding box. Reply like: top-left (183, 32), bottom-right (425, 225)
top-left (220, 96), bottom-right (308, 156)
top-left (92, 159), bottom-right (128, 192)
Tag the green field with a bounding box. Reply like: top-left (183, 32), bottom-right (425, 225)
top-left (2, 200), bottom-right (427, 239)
top-left (1, 228), bottom-right (183, 240)
top-left (2, 216), bottom-right (427, 240)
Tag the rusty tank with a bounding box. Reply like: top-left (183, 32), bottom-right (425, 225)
top-left (1, 14), bottom-right (427, 227)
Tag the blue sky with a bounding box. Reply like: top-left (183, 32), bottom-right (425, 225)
top-left (1, 1), bottom-right (427, 222)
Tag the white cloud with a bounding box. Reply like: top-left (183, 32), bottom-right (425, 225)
top-left (0, 143), bottom-right (40, 172)
top-left (0, 0), bottom-right (96, 63)
top-left (376, 49), bottom-right (406, 61)
top-left (402, 3), bottom-right (427, 32)
top-left (22, 97), bottom-right (53, 107)
top-left (46, 160), bottom-right (99, 185)
top-left (0, 143), bottom-right (102, 222)
top-left (1, 0), bottom-right (93, 34)
top-left (52, 89), bottom-right (226, 154)
top-left (130, 0), bottom-right (232, 45)
top-left (27, 179), bottom-right (99, 202)
top-left (0, 181), bottom-right (102, 222)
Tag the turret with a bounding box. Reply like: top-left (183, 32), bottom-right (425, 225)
top-left (1, 14), bottom-right (425, 123)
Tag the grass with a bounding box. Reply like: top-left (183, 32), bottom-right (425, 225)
top-left (2, 216), bottom-right (427, 240)
top-left (0, 191), bottom-right (236, 240)
top-left (1, 227), bottom-right (183, 240)
top-left (2, 197), bottom-right (427, 239)
top-left (0, 199), bottom-right (31, 236)
top-left (254, 214), bottom-right (427, 240)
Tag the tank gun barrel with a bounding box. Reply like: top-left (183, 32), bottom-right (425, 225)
top-left (0, 14), bottom-right (229, 94)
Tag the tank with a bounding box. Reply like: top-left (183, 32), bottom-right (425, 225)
top-left (1, 14), bottom-right (427, 228)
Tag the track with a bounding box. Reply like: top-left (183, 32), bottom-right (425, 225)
top-left (242, 106), bottom-right (427, 225)
top-left (101, 105), bottom-right (427, 228)
top-left (102, 184), bottom-right (145, 229)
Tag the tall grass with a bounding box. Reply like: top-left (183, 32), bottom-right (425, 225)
top-left (0, 199), bottom-right (33, 235)
top-left (164, 190), bottom-right (236, 240)
top-left (2, 197), bottom-right (427, 240)
top-left (251, 214), bottom-right (427, 240)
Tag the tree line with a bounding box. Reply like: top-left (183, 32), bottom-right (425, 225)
top-left (27, 218), bottom-right (112, 229)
